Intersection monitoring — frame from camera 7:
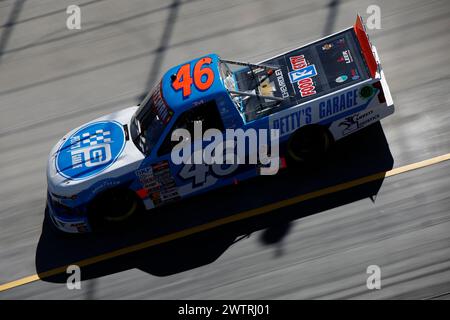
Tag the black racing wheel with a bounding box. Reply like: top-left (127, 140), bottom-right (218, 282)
top-left (89, 188), bottom-right (141, 227)
top-left (287, 125), bottom-right (332, 164)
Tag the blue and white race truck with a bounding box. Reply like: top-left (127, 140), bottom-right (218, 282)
top-left (46, 16), bottom-right (394, 233)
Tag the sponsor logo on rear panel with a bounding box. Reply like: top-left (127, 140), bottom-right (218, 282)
top-left (289, 55), bottom-right (317, 98)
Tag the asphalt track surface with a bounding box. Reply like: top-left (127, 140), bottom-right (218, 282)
top-left (0, 0), bottom-right (449, 299)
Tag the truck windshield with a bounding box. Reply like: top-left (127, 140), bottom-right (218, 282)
top-left (131, 83), bottom-right (174, 156)
top-left (219, 59), bottom-right (289, 122)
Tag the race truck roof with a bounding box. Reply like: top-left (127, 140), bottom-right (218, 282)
top-left (160, 54), bottom-right (228, 114)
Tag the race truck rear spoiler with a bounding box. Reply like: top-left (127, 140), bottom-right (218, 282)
top-left (354, 15), bottom-right (378, 78)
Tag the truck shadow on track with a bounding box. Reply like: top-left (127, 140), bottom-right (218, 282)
top-left (35, 122), bottom-right (393, 283)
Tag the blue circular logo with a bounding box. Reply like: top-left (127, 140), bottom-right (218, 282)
top-left (56, 121), bottom-right (126, 180)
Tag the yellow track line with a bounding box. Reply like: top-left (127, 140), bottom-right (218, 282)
top-left (1, 152), bottom-right (450, 293)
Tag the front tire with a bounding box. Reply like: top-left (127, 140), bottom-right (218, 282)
top-left (89, 188), bottom-right (141, 228)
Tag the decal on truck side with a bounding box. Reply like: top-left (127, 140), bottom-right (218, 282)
top-left (269, 87), bottom-right (377, 137)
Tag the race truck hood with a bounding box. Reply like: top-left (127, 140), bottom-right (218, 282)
top-left (47, 106), bottom-right (145, 197)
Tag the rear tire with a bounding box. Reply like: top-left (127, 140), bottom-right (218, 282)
top-left (286, 126), bottom-right (332, 166)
